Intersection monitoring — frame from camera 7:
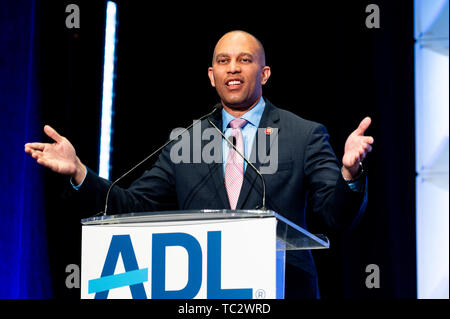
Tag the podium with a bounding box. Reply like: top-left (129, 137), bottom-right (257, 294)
top-left (80, 209), bottom-right (329, 299)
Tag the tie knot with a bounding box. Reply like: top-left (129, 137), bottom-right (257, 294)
top-left (229, 118), bottom-right (247, 129)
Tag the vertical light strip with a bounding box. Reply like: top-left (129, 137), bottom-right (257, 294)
top-left (99, 1), bottom-right (118, 179)
top-left (414, 0), bottom-right (449, 299)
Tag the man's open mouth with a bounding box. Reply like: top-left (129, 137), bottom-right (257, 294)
top-left (225, 79), bottom-right (243, 89)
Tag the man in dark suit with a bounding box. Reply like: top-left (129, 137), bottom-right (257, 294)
top-left (25, 30), bottom-right (373, 298)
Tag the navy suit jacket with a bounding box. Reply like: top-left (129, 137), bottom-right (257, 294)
top-left (69, 98), bottom-right (367, 292)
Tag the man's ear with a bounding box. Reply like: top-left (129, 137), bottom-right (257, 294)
top-left (260, 66), bottom-right (271, 85)
top-left (208, 67), bottom-right (216, 87)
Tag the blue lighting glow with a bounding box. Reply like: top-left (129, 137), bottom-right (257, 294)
top-left (99, 1), bottom-right (118, 180)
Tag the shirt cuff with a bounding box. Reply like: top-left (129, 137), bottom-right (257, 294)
top-left (70, 165), bottom-right (87, 190)
top-left (347, 179), bottom-right (364, 192)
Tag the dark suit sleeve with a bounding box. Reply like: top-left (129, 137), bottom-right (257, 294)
top-left (303, 124), bottom-right (367, 229)
top-left (63, 144), bottom-right (178, 217)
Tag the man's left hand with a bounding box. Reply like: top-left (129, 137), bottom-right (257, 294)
top-left (342, 117), bottom-right (374, 180)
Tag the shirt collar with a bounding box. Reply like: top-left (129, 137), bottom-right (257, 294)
top-left (222, 97), bottom-right (266, 132)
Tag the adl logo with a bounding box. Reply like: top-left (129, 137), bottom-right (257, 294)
top-left (88, 231), bottom-right (252, 299)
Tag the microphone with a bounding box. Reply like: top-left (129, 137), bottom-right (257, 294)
top-left (99, 105), bottom-right (221, 216)
top-left (230, 136), bottom-right (236, 147)
top-left (207, 118), bottom-right (267, 210)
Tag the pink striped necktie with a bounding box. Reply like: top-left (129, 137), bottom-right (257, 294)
top-left (225, 118), bottom-right (247, 209)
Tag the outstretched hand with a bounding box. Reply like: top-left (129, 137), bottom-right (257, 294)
top-left (24, 125), bottom-right (86, 183)
top-left (342, 117), bottom-right (374, 180)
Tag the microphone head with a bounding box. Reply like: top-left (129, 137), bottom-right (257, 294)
top-left (230, 136), bottom-right (236, 147)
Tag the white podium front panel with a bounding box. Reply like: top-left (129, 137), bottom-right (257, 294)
top-left (81, 217), bottom-right (276, 299)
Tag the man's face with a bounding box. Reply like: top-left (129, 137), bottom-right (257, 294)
top-left (208, 32), bottom-right (270, 110)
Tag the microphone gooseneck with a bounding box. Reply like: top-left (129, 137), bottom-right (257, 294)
top-left (207, 118), bottom-right (266, 210)
top-left (101, 106), bottom-right (220, 216)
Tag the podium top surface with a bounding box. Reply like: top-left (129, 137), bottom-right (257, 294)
top-left (81, 209), bottom-right (274, 225)
top-left (81, 209), bottom-right (329, 250)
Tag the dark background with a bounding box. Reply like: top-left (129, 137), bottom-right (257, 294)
top-left (35, 0), bottom-right (416, 299)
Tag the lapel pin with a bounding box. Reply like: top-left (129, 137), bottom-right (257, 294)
top-left (265, 127), bottom-right (273, 135)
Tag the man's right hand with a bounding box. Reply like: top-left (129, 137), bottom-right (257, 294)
top-left (24, 125), bottom-right (86, 185)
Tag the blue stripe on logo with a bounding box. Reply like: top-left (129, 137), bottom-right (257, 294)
top-left (88, 268), bottom-right (148, 294)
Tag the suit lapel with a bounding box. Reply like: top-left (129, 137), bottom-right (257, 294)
top-left (207, 108), bottom-right (230, 209)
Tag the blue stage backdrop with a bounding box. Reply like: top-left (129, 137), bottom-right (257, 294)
top-left (0, 0), bottom-right (52, 298)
